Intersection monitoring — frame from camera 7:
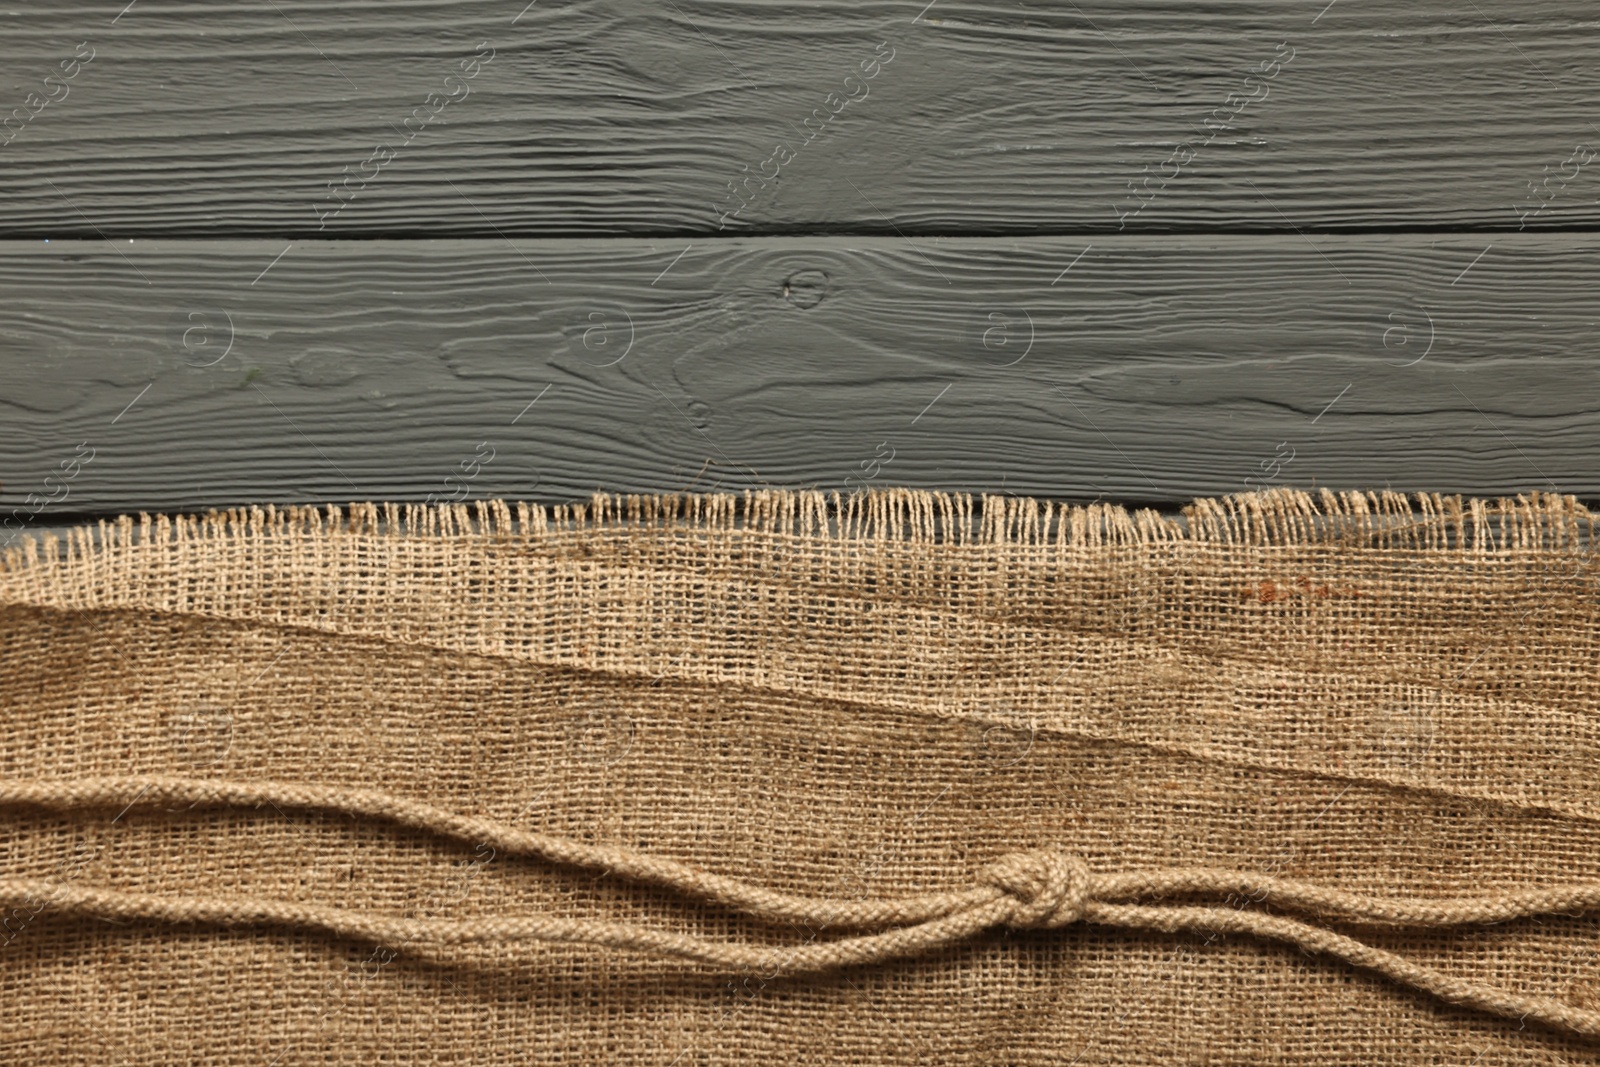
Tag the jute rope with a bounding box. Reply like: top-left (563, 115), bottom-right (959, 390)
top-left (3, 776), bottom-right (1599, 1037)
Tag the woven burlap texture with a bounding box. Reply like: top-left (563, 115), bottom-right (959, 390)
top-left (2, 486), bottom-right (1599, 1065)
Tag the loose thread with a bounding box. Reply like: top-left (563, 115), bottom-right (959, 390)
top-left (2, 776), bottom-right (1599, 1037)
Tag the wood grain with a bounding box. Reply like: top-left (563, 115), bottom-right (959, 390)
top-left (1, 234), bottom-right (1595, 517)
top-left (2, 1), bottom-right (1597, 235)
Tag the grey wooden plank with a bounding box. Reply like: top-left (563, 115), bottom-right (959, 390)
top-left (1, 2), bottom-right (1598, 235)
top-left (0, 233), bottom-right (1596, 518)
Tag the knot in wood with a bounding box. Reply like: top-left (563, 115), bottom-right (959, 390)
top-left (982, 849), bottom-right (1090, 929)
top-left (781, 269), bottom-right (828, 309)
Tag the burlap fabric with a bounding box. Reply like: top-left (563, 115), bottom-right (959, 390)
top-left (2, 486), bottom-right (1599, 1064)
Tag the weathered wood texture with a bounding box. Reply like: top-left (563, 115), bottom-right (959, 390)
top-left (1, 1), bottom-right (1597, 235)
top-left (2, 234), bottom-right (1594, 519)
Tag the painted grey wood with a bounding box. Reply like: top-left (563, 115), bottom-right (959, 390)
top-left (1, 234), bottom-right (1595, 515)
top-left (1, 2), bottom-right (1597, 235)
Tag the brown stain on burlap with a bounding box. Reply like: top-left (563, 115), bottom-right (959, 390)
top-left (2, 486), bottom-right (1600, 1064)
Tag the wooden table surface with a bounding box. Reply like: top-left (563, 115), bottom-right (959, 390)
top-left (3, 1), bottom-right (1596, 525)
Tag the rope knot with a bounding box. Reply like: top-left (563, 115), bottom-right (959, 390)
top-left (982, 849), bottom-right (1091, 929)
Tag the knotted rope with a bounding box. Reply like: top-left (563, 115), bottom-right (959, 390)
top-left (3, 776), bottom-right (1599, 1037)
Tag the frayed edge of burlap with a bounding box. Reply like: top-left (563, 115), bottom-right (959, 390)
top-left (2, 486), bottom-right (1596, 576)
